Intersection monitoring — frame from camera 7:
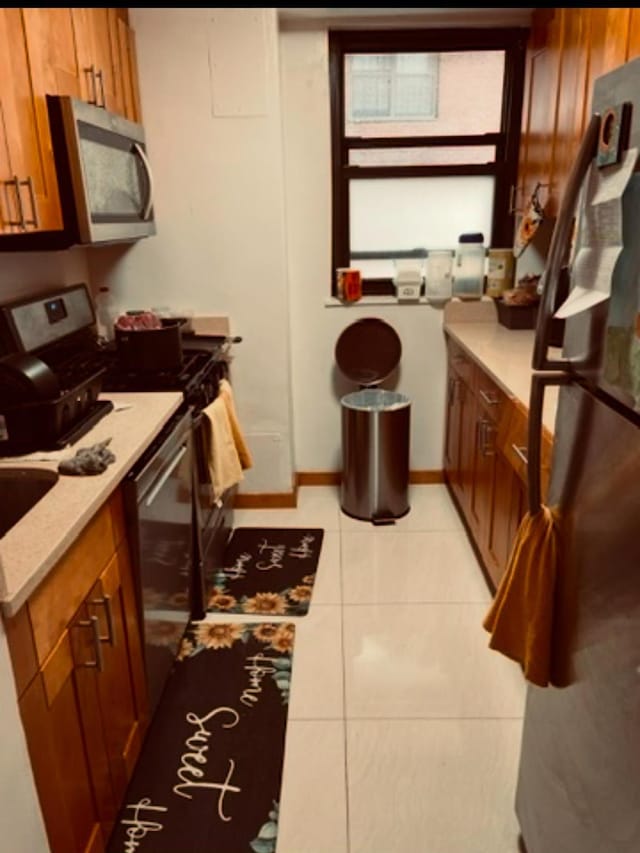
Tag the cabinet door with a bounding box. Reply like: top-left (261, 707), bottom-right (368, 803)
top-left (72, 8), bottom-right (119, 112)
top-left (485, 450), bottom-right (526, 589)
top-left (0, 8), bottom-right (62, 232)
top-left (444, 370), bottom-right (462, 487)
top-left (469, 413), bottom-right (496, 546)
top-left (117, 16), bottom-right (143, 122)
top-left (518, 9), bottom-right (563, 218)
top-left (19, 612), bottom-right (114, 853)
top-left (90, 543), bottom-right (149, 803)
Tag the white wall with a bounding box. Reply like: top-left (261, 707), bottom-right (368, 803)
top-left (0, 249), bottom-right (89, 302)
top-left (279, 28), bottom-right (448, 473)
top-left (89, 8), bottom-right (295, 494)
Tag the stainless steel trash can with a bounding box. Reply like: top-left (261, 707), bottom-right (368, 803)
top-left (340, 389), bottom-right (411, 522)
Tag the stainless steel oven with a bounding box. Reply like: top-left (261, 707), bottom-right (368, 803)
top-left (122, 406), bottom-right (194, 715)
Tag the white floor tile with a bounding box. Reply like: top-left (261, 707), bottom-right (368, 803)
top-left (346, 718), bottom-right (523, 853)
top-left (343, 603), bottom-right (526, 719)
top-left (341, 529), bottom-right (490, 605)
top-left (339, 484), bottom-right (464, 532)
top-left (234, 485), bottom-right (341, 531)
top-left (277, 721), bottom-right (348, 853)
top-left (310, 530), bottom-right (342, 605)
top-left (288, 605), bottom-right (344, 720)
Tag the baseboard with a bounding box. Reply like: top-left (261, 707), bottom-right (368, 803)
top-left (233, 488), bottom-right (298, 509)
top-left (297, 470), bottom-right (444, 486)
top-left (235, 470), bottom-right (445, 507)
top-left (409, 470), bottom-right (445, 484)
top-left (296, 471), bottom-right (341, 486)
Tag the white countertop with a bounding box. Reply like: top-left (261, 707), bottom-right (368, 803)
top-left (0, 391), bottom-right (183, 617)
top-left (443, 301), bottom-right (559, 434)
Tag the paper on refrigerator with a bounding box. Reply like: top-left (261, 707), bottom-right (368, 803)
top-left (555, 147), bottom-right (638, 319)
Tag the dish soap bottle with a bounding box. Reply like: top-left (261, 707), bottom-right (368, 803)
top-left (94, 286), bottom-right (117, 342)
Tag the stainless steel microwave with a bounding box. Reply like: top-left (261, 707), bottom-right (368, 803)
top-left (0, 96), bottom-right (156, 251)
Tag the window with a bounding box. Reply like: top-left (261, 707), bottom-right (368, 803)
top-left (330, 29), bottom-right (528, 295)
top-left (348, 53), bottom-right (439, 122)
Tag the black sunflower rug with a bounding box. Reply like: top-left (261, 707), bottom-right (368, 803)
top-left (106, 620), bottom-right (296, 853)
top-left (206, 527), bottom-right (324, 617)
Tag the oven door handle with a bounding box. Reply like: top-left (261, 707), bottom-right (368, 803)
top-left (144, 443), bottom-right (188, 507)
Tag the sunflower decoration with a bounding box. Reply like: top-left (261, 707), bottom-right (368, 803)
top-left (269, 623), bottom-right (295, 654)
top-left (287, 584), bottom-right (313, 604)
top-left (194, 622), bottom-right (244, 650)
top-left (253, 623), bottom-right (281, 643)
top-left (243, 592), bottom-right (288, 615)
top-left (207, 587), bottom-right (239, 611)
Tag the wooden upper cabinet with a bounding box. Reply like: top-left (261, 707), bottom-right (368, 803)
top-left (117, 16), bottom-right (143, 123)
top-left (519, 9), bottom-right (564, 218)
top-left (72, 8), bottom-right (120, 113)
top-left (549, 8), bottom-right (591, 217)
top-left (584, 8), bottom-right (631, 116)
top-left (0, 8), bottom-right (63, 232)
top-left (0, 8), bottom-right (143, 236)
top-left (627, 8), bottom-right (640, 60)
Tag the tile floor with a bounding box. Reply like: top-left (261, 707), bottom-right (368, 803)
top-left (202, 485), bottom-right (527, 853)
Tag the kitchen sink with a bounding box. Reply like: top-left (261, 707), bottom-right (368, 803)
top-left (0, 468), bottom-right (59, 539)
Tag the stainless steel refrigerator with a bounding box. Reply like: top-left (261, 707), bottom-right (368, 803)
top-left (515, 58), bottom-right (640, 853)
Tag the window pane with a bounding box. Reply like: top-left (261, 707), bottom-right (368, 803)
top-left (349, 176), bottom-right (495, 267)
top-left (346, 50), bottom-right (504, 137)
top-left (349, 146), bottom-right (496, 167)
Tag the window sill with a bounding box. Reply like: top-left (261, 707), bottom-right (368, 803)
top-left (324, 295), bottom-right (442, 307)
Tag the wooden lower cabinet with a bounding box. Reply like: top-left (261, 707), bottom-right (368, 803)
top-left (443, 335), bottom-right (552, 591)
top-left (5, 490), bottom-right (148, 853)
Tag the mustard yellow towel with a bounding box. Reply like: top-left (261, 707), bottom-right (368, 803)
top-left (201, 396), bottom-right (244, 502)
top-left (218, 378), bottom-right (253, 470)
top-left (483, 505), bottom-right (560, 687)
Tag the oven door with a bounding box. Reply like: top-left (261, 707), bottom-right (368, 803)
top-left (123, 406), bottom-right (194, 714)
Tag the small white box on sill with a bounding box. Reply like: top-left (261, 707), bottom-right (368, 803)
top-left (393, 260), bottom-right (423, 303)
top-left (395, 282), bottom-right (422, 302)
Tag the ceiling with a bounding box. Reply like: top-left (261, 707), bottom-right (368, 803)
top-left (278, 8), bottom-right (534, 29)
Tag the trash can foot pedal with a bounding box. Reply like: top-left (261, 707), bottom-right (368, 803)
top-left (371, 515), bottom-right (396, 526)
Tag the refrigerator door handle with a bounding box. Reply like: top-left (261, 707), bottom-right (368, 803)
top-left (532, 113), bottom-right (601, 372)
top-left (528, 372), bottom-right (573, 514)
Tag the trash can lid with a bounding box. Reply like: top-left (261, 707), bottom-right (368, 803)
top-left (341, 389), bottom-right (411, 411)
top-left (335, 318), bottom-right (402, 386)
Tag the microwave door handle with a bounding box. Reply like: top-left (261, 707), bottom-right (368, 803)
top-left (133, 142), bottom-right (155, 221)
top-left (532, 112), bottom-right (600, 372)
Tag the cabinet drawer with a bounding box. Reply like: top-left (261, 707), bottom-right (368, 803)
top-left (475, 368), bottom-right (509, 426)
top-left (447, 336), bottom-right (475, 388)
top-left (499, 399), bottom-right (554, 498)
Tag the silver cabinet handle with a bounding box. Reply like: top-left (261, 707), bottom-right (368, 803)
top-left (75, 615), bottom-right (104, 671)
top-left (133, 142), bottom-right (155, 221)
top-left (448, 376), bottom-right (459, 407)
top-left (480, 419), bottom-right (496, 456)
top-left (23, 176), bottom-right (38, 228)
top-left (84, 64), bottom-right (98, 105)
top-left (2, 176), bottom-right (25, 228)
top-left (511, 444), bottom-right (529, 465)
top-left (95, 68), bottom-right (106, 108)
top-left (479, 389), bottom-right (499, 406)
top-left (145, 444), bottom-right (187, 507)
top-left (89, 594), bottom-right (114, 645)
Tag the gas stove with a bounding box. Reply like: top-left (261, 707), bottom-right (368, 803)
top-left (99, 338), bottom-right (230, 409)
